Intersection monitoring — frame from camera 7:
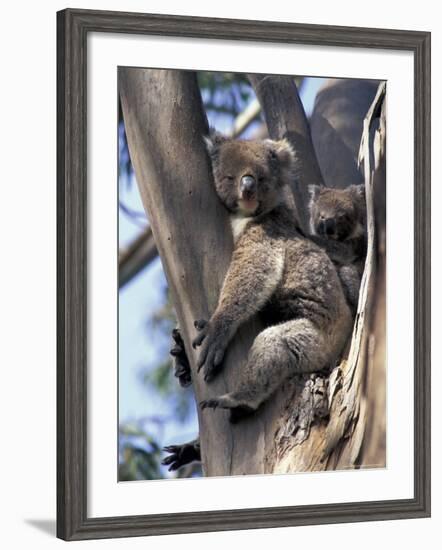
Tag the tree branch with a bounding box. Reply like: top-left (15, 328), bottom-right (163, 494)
top-left (248, 74), bottom-right (324, 232)
top-left (119, 227), bottom-right (157, 289)
top-left (228, 98), bottom-right (261, 138)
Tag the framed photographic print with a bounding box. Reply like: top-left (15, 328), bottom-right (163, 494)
top-left (57, 8), bottom-right (431, 541)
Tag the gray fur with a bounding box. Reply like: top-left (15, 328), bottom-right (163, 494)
top-left (308, 184), bottom-right (367, 311)
top-left (194, 134), bottom-right (353, 422)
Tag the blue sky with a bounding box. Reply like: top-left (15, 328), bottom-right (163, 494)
top-left (118, 75), bottom-right (326, 475)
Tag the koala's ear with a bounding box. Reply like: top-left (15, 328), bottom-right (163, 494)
top-left (348, 184), bottom-right (366, 199)
top-left (203, 130), bottom-right (228, 157)
top-left (308, 184), bottom-right (322, 201)
top-left (265, 138), bottom-right (295, 169)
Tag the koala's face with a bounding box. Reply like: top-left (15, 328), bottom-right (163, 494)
top-left (205, 133), bottom-right (295, 217)
top-left (309, 185), bottom-right (366, 241)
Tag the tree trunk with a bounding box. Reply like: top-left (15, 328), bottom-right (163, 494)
top-left (309, 79), bottom-right (379, 189)
top-left (119, 68), bottom-right (386, 476)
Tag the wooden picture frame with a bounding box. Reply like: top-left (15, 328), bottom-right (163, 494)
top-left (57, 8), bottom-right (431, 541)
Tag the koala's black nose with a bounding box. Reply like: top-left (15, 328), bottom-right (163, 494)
top-left (324, 218), bottom-right (336, 236)
top-left (240, 175), bottom-right (257, 195)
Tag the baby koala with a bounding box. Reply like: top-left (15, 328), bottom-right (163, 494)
top-left (308, 184), bottom-right (367, 312)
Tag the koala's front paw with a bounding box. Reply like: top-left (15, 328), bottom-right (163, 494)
top-left (192, 320), bottom-right (227, 382)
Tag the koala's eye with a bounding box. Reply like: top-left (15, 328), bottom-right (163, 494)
top-left (224, 175), bottom-right (234, 182)
top-left (258, 176), bottom-right (265, 183)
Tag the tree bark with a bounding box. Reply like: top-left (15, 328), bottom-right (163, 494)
top-left (309, 79), bottom-right (379, 189)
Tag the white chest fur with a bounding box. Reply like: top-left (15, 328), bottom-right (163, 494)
top-left (230, 215), bottom-right (252, 243)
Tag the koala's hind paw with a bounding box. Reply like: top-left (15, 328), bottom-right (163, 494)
top-left (200, 395), bottom-right (256, 423)
top-left (162, 441), bottom-right (201, 471)
top-left (200, 398), bottom-right (221, 410)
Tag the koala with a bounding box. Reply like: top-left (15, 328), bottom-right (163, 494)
top-left (308, 184), bottom-right (367, 311)
top-left (191, 132), bottom-right (353, 423)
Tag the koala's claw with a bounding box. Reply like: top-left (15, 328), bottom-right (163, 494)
top-left (170, 344), bottom-right (182, 357)
top-left (161, 453), bottom-right (182, 472)
top-left (192, 319), bottom-right (208, 349)
top-left (170, 328), bottom-right (185, 357)
top-left (162, 442), bottom-right (201, 471)
top-left (202, 351), bottom-right (224, 381)
top-left (192, 332), bottom-right (207, 350)
top-left (196, 343), bottom-right (224, 380)
top-left (194, 319), bottom-right (208, 331)
top-left (200, 398), bottom-right (220, 410)
top-left (192, 318), bottom-right (227, 380)
top-left (170, 328), bottom-right (192, 387)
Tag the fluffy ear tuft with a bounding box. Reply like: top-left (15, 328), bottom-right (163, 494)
top-left (265, 138), bottom-right (296, 168)
top-left (348, 184), bottom-right (366, 200)
top-left (203, 130), bottom-right (228, 156)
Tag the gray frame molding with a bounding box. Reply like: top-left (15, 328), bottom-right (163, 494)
top-left (57, 8), bottom-right (431, 541)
